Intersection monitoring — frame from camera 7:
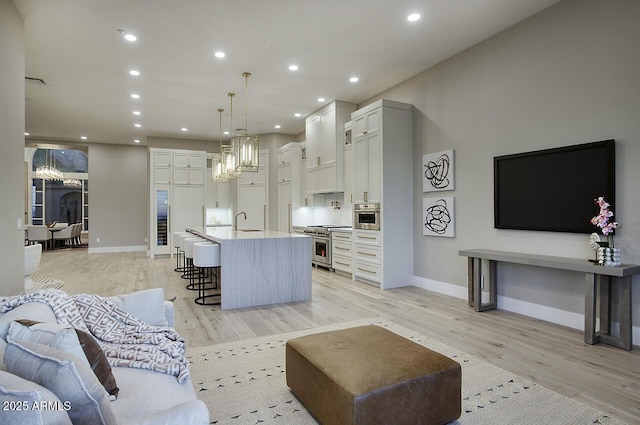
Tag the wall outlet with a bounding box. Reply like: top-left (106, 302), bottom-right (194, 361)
top-left (17, 218), bottom-right (23, 231)
top-left (144, 237), bottom-right (148, 243)
top-left (96, 237), bottom-right (100, 243)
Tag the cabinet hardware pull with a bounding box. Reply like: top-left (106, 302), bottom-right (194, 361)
top-left (317, 156), bottom-right (321, 166)
top-left (363, 191), bottom-right (368, 202)
top-left (357, 267), bottom-right (377, 274)
top-left (357, 251), bottom-right (376, 256)
top-left (336, 247), bottom-right (349, 251)
top-left (359, 236), bottom-right (376, 240)
top-left (336, 261), bottom-right (349, 266)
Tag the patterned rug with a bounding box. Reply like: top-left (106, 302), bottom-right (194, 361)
top-left (30, 275), bottom-right (64, 291)
top-left (187, 318), bottom-right (626, 425)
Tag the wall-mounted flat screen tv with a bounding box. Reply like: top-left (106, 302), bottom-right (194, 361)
top-left (494, 139), bottom-right (615, 233)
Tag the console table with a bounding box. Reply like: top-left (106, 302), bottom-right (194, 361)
top-left (459, 249), bottom-right (640, 350)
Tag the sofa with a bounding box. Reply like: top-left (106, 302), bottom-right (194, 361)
top-left (0, 288), bottom-right (209, 425)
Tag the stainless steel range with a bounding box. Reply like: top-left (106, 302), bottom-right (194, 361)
top-left (293, 225), bottom-right (352, 269)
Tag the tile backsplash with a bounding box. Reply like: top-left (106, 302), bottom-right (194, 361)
top-left (292, 193), bottom-right (353, 226)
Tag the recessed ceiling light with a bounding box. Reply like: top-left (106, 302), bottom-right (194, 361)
top-left (349, 76), bottom-right (359, 83)
top-left (134, 123), bottom-right (142, 128)
top-left (130, 93), bottom-right (140, 99)
top-left (275, 125), bottom-right (281, 129)
top-left (24, 132), bottom-right (30, 136)
top-left (317, 97), bottom-right (326, 102)
top-left (294, 113), bottom-right (302, 118)
top-left (289, 65), bottom-right (299, 71)
top-left (407, 13), bottom-right (421, 22)
top-left (181, 128), bottom-right (188, 132)
top-left (129, 70), bottom-right (140, 76)
top-left (133, 111), bottom-right (141, 115)
top-left (214, 51), bottom-right (226, 58)
top-left (223, 131), bottom-right (230, 135)
top-left (80, 136), bottom-right (88, 140)
top-left (124, 33), bottom-right (137, 42)
top-left (134, 139), bottom-right (140, 144)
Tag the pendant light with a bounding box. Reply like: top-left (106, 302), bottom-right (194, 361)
top-left (212, 108), bottom-right (227, 182)
top-left (233, 72), bottom-right (259, 173)
top-left (222, 93), bottom-right (241, 178)
top-left (35, 148), bottom-right (63, 181)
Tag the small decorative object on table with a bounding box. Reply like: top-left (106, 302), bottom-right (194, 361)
top-left (590, 196), bottom-right (621, 266)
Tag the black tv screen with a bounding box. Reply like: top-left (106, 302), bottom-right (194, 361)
top-left (494, 140), bottom-right (615, 233)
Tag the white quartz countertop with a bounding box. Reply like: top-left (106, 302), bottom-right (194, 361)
top-left (187, 227), bottom-right (310, 242)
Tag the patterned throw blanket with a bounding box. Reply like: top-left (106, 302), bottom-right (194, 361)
top-left (0, 289), bottom-right (190, 383)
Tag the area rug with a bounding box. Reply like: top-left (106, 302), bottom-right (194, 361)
top-left (29, 275), bottom-right (64, 291)
top-left (187, 318), bottom-right (625, 425)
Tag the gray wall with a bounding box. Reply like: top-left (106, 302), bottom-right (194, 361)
top-left (361, 0), bottom-right (640, 330)
top-left (88, 144), bottom-right (148, 250)
top-left (0, 0), bottom-right (25, 296)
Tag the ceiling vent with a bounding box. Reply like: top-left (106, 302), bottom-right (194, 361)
top-left (25, 76), bottom-right (47, 85)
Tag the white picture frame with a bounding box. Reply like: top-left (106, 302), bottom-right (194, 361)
top-left (423, 197), bottom-right (455, 237)
top-left (423, 149), bottom-right (455, 192)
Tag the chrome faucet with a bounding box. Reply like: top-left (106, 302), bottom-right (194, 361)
top-left (233, 211), bottom-right (247, 230)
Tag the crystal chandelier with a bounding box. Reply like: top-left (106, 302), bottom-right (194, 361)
top-left (35, 149), bottom-right (63, 181)
top-left (233, 72), bottom-right (259, 173)
top-left (212, 108), bottom-right (227, 182)
top-left (63, 178), bottom-right (82, 188)
top-left (222, 93), bottom-right (241, 178)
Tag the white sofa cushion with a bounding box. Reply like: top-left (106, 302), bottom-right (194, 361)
top-left (110, 366), bottom-right (205, 423)
top-left (4, 339), bottom-right (119, 425)
top-left (106, 288), bottom-right (169, 327)
top-left (0, 370), bottom-right (73, 425)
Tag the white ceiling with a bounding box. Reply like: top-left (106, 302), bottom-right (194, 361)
top-left (16, 0), bottom-right (561, 146)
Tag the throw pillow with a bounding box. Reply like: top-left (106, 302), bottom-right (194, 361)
top-left (10, 320), bottom-right (119, 399)
top-left (4, 339), bottom-right (119, 425)
top-left (9, 320), bottom-right (90, 365)
top-left (106, 288), bottom-right (169, 326)
top-left (0, 370), bottom-right (73, 425)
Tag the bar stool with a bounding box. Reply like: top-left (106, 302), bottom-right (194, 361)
top-left (182, 237), bottom-right (207, 289)
top-left (193, 242), bottom-right (222, 306)
top-left (173, 231), bottom-right (189, 272)
top-left (178, 234), bottom-right (197, 277)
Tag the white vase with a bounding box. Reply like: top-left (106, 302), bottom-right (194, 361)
top-left (598, 247), bottom-right (621, 267)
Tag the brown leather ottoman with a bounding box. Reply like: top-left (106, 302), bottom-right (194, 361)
top-left (286, 325), bottom-right (461, 425)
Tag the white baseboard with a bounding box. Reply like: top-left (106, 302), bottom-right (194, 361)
top-left (88, 245), bottom-right (147, 254)
top-left (412, 275), bottom-right (639, 345)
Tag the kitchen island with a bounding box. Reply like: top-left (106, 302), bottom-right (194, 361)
top-left (186, 227), bottom-right (312, 309)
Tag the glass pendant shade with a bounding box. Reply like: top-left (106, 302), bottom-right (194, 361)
top-left (233, 131), bottom-right (259, 172)
top-left (211, 154), bottom-right (227, 182)
top-left (234, 72), bottom-right (259, 173)
top-left (212, 108), bottom-right (228, 182)
top-left (222, 144), bottom-right (241, 178)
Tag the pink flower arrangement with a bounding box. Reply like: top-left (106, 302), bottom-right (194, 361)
top-left (591, 197), bottom-right (618, 236)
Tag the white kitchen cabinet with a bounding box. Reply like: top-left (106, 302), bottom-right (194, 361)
top-left (343, 121), bottom-right (354, 205)
top-left (173, 152), bottom-right (205, 185)
top-left (349, 100), bottom-right (413, 289)
top-left (205, 167), bottom-right (230, 209)
top-left (305, 101), bottom-right (355, 194)
top-left (277, 143), bottom-right (302, 232)
top-left (278, 181), bottom-right (292, 233)
top-left (149, 148), bottom-right (206, 258)
top-left (236, 150), bottom-right (269, 230)
top-left (331, 230), bottom-right (353, 274)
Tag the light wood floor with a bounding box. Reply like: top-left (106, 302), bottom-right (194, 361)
top-left (36, 248), bottom-right (640, 424)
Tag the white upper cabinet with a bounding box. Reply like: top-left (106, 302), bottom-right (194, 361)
top-left (173, 152), bottom-right (205, 185)
top-left (305, 101), bottom-right (355, 194)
